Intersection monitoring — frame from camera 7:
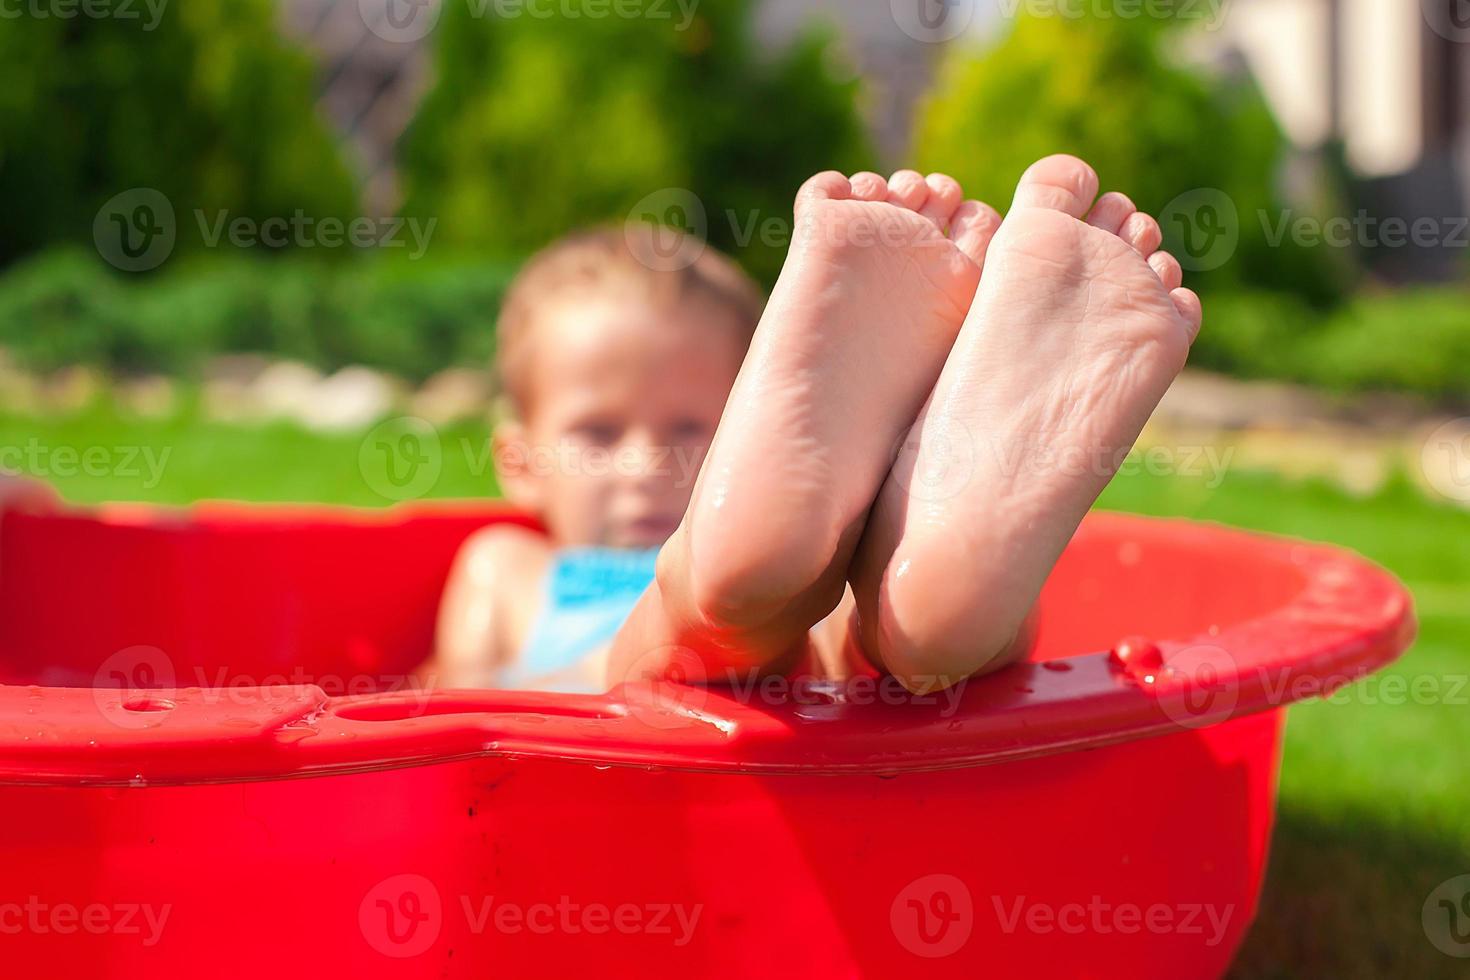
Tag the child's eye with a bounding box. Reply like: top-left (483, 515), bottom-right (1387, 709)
top-left (571, 422), bottom-right (620, 445)
top-left (668, 419), bottom-right (710, 442)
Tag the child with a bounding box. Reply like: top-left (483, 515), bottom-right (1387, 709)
top-left (430, 155), bottom-right (1201, 694)
top-left (425, 225), bottom-right (776, 690)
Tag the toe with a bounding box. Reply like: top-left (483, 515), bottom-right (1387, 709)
top-left (949, 199), bottom-right (1003, 269)
top-left (849, 172), bottom-right (889, 202)
top-left (886, 170), bottom-right (931, 212)
top-left (1170, 287), bottom-right (1203, 341)
top-left (1011, 154), bottom-right (1099, 218)
top-left (1120, 211), bottom-right (1163, 256)
top-left (919, 173), bottom-right (964, 228)
top-left (1085, 191), bottom-right (1136, 234)
top-left (796, 171), bottom-right (852, 209)
top-left (1148, 250), bottom-right (1183, 291)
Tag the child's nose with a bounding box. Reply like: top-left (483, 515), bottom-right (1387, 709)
top-left (618, 431), bottom-right (667, 485)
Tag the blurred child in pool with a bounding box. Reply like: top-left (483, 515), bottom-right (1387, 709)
top-left (425, 226), bottom-right (783, 691)
top-left (429, 159), bottom-right (1201, 695)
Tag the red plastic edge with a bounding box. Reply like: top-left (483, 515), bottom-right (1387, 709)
top-left (0, 506), bottom-right (1416, 785)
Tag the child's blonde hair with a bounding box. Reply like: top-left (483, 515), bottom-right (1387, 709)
top-left (497, 225), bottom-right (764, 414)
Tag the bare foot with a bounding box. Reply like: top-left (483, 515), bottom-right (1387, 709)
top-left (851, 154), bottom-right (1203, 690)
top-left (610, 170), bottom-right (1002, 678)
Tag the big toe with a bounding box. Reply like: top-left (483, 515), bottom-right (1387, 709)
top-left (1010, 154), bottom-right (1099, 218)
top-left (795, 171), bottom-right (853, 210)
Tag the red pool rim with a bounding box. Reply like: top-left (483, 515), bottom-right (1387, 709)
top-left (0, 505), bottom-right (1417, 786)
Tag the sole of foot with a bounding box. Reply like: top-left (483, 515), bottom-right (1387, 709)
top-left (662, 169), bottom-right (1004, 660)
top-left (851, 154), bottom-right (1203, 691)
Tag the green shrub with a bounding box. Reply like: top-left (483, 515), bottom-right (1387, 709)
top-left (399, 0), bottom-right (873, 285)
top-left (0, 248), bottom-right (1465, 403)
top-left (913, 15), bottom-right (1348, 302)
top-left (0, 2), bottom-right (358, 266)
top-left (0, 250), bottom-right (513, 381)
top-left (1298, 289), bottom-right (1470, 400)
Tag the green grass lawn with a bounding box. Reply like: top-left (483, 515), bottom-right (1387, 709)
top-left (5, 406), bottom-right (1469, 976)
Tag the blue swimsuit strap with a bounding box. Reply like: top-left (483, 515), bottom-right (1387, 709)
top-left (506, 546), bottom-right (659, 689)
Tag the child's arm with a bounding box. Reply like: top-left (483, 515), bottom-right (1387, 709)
top-left (605, 533), bottom-right (843, 689)
top-left (421, 525), bottom-right (548, 690)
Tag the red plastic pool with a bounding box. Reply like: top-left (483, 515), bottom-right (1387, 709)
top-left (0, 503), bottom-right (1414, 978)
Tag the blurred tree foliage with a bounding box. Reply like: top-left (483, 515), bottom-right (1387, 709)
top-left (0, 249), bottom-right (511, 380)
top-left (913, 14), bottom-right (1349, 302)
top-left (399, 0), bottom-right (873, 286)
top-left (0, 2), bottom-right (358, 267)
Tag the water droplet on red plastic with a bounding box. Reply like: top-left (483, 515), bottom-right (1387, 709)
top-left (1040, 660), bottom-right (1073, 672)
top-left (1109, 636), bottom-right (1164, 685)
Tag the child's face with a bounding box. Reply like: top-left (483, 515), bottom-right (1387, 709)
top-left (496, 296), bottom-right (745, 549)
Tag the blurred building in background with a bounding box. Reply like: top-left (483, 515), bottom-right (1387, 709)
top-left (280, 0), bottom-right (432, 216)
top-left (276, 0), bottom-right (1467, 282)
top-left (1207, 0), bottom-right (1469, 281)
